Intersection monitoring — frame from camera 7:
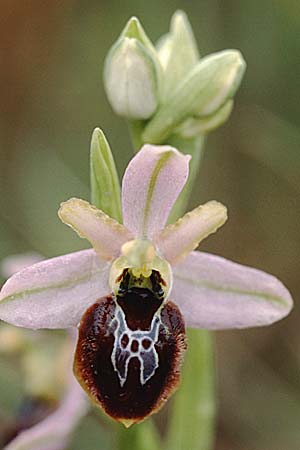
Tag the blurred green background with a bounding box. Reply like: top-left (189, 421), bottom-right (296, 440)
top-left (0, 0), bottom-right (300, 449)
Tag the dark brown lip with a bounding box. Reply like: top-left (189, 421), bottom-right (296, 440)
top-left (74, 290), bottom-right (187, 426)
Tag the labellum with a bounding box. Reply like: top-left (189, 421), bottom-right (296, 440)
top-left (74, 268), bottom-right (187, 426)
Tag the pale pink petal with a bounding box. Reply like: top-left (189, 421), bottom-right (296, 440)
top-left (122, 144), bottom-right (190, 238)
top-left (58, 198), bottom-right (133, 260)
top-left (154, 200), bottom-right (227, 264)
top-left (0, 250), bottom-right (110, 329)
top-left (4, 331), bottom-right (88, 450)
top-left (171, 251), bottom-right (293, 329)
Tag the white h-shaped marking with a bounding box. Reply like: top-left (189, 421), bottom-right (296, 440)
top-left (110, 305), bottom-right (161, 387)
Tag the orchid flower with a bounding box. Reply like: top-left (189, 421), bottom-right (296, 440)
top-left (0, 145), bottom-right (292, 427)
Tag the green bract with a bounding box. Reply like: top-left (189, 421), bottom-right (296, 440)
top-left (90, 128), bottom-right (122, 222)
top-left (175, 100), bottom-right (234, 137)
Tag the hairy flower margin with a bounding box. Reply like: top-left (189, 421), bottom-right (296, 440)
top-left (0, 145), bottom-right (292, 333)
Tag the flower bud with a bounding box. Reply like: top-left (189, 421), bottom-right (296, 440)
top-left (157, 10), bottom-right (199, 103)
top-left (143, 50), bottom-right (246, 143)
top-left (104, 17), bottom-right (161, 120)
top-left (90, 128), bottom-right (121, 222)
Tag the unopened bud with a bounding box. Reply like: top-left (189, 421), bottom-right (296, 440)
top-left (104, 17), bottom-right (161, 120)
top-left (157, 10), bottom-right (199, 103)
top-left (143, 50), bottom-right (246, 143)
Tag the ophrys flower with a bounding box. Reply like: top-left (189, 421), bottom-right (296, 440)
top-left (0, 145), bottom-right (293, 427)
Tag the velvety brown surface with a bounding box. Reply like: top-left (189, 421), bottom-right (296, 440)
top-left (74, 291), bottom-right (187, 423)
top-left (116, 286), bottom-right (163, 330)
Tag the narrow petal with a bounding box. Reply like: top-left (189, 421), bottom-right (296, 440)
top-left (0, 250), bottom-right (110, 329)
top-left (171, 251), bottom-right (293, 329)
top-left (154, 200), bottom-right (227, 264)
top-left (58, 198), bottom-right (133, 260)
top-left (122, 145), bottom-right (190, 238)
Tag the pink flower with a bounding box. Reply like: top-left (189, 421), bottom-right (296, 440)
top-left (0, 145), bottom-right (293, 426)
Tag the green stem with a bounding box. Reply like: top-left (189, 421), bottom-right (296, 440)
top-left (166, 330), bottom-right (216, 450)
top-left (128, 120), bottom-right (145, 151)
top-left (116, 420), bottom-right (161, 450)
